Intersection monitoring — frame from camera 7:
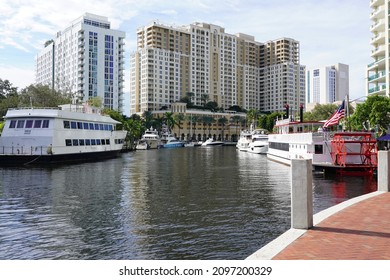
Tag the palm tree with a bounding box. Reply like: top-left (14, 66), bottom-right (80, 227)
top-left (200, 94), bottom-right (209, 107)
top-left (163, 112), bottom-right (177, 132)
top-left (218, 117), bottom-right (228, 141)
top-left (246, 109), bottom-right (258, 130)
top-left (230, 115), bottom-right (242, 142)
top-left (143, 111), bottom-right (154, 129)
top-left (174, 113), bottom-right (185, 140)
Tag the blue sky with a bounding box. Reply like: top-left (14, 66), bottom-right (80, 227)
top-left (0, 0), bottom-right (371, 101)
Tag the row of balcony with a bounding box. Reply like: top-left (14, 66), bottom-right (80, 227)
top-left (368, 70), bottom-right (386, 81)
top-left (368, 84), bottom-right (386, 94)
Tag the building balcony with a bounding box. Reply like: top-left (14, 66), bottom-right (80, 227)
top-left (370, 0), bottom-right (385, 8)
top-left (368, 84), bottom-right (386, 94)
top-left (370, 19), bottom-right (385, 32)
top-left (368, 70), bottom-right (386, 82)
top-left (371, 45), bottom-right (386, 56)
top-left (370, 6), bottom-right (385, 19)
top-left (370, 32), bottom-right (385, 45)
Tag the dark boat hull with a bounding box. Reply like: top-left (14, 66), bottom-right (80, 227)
top-left (0, 150), bottom-right (122, 166)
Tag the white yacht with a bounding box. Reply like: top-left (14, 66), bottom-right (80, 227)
top-left (247, 129), bottom-right (269, 154)
top-left (0, 104), bottom-right (127, 166)
top-left (236, 130), bottom-right (252, 151)
top-left (201, 138), bottom-right (224, 146)
top-left (141, 128), bottom-right (161, 149)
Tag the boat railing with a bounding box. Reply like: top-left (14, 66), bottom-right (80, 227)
top-left (7, 107), bottom-right (60, 111)
top-left (0, 145), bottom-right (53, 156)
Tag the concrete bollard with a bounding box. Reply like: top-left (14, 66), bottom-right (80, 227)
top-left (291, 159), bottom-right (313, 229)
top-left (378, 151), bottom-right (390, 192)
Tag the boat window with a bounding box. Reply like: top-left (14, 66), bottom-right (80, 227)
top-left (85, 139), bottom-right (91, 146)
top-left (96, 139), bottom-right (101, 145)
top-left (17, 120), bottom-right (25, 128)
top-left (106, 139), bottom-right (110, 145)
top-left (101, 139), bottom-right (106, 145)
top-left (104, 124), bottom-right (109, 131)
top-left (79, 139), bottom-right (85, 146)
top-left (9, 120), bottom-right (16, 128)
top-left (72, 139), bottom-right (79, 146)
top-left (94, 123), bottom-right (99, 130)
top-left (42, 120), bottom-right (49, 128)
top-left (109, 125), bottom-right (113, 131)
top-left (91, 139), bottom-right (96, 145)
top-left (314, 144), bottom-right (323, 154)
top-left (65, 139), bottom-right (72, 146)
top-left (83, 122), bottom-right (89, 129)
top-left (99, 124), bottom-right (104, 130)
top-left (89, 123), bottom-right (94, 130)
top-left (34, 120), bottom-right (42, 128)
top-left (71, 122), bottom-right (77, 129)
top-left (25, 120), bottom-right (34, 128)
top-left (63, 121), bottom-right (70, 129)
top-left (77, 122), bottom-right (83, 129)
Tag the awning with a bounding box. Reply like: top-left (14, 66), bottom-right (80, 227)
top-left (377, 134), bottom-right (390, 141)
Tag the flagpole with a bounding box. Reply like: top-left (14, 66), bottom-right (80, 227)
top-left (345, 93), bottom-right (350, 131)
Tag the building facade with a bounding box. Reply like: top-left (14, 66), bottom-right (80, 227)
top-left (130, 21), bottom-right (305, 115)
top-left (36, 13), bottom-right (126, 112)
top-left (367, 0), bottom-right (390, 97)
top-left (306, 63), bottom-right (349, 107)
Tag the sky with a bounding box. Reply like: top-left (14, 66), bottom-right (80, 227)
top-left (0, 0), bottom-right (371, 102)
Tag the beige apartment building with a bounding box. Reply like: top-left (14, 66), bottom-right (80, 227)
top-left (129, 21), bottom-right (305, 117)
top-left (367, 0), bottom-right (390, 97)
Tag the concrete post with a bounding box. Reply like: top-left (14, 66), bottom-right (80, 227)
top-left (378, 151), bottom-right (390, 192)
top-left (291, 159), bottom-right (313, 229)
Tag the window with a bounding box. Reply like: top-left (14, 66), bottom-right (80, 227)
top-left (79, 139), bottom-right (85, 146)
top-left (315, 144), bottom-right (323, 154)
top-left (34, 120), bottom-right (42, 128)
top-left (25, 120), bottom-right (34, 128)
top-left (104, 124), bottom-right (109, 131)
top-left (17, 120), bottom-right (25, 128)
top-left (77, 122), bottom-right (83, 129)
top-left (89, 123), bottom-right (94, 130)
top-left (106, 139), bottom-right (110, 145)
top-left (99, 124), bottom-right (104, 130)
top-left (101, 139), bottom-right (106, 145)
top-left (71, 122), bottom-right (77, 129)
top-left (42, 120), bottom-right (49, 128)
top-left (9, 120), bottom-right (16, 128)
top-left (91, 139), bottom-right (96, 145)
top-left (72, 139), bottom-right (79, 146)
top-left (96, 139), bottom-right (101, 145)
top-left (94, 123), bottom-right (99, 130)
top-left (83, 122), bottom-right (89, 129)
top-left (65, 139), bottom-right (72, 146)
top-left (64, 121), bottom-right (70, 129)
top-left (85, 139), bottom-right (91, 146)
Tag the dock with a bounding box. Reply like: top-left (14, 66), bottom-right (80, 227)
top-left (247, 151), bottom-right (390, 260)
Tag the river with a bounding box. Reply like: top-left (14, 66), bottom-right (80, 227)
top-left (0, 146), bottom-right (377, 259)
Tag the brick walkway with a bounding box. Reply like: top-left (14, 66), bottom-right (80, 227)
top-left (273, 192), bottom-right (390, 260)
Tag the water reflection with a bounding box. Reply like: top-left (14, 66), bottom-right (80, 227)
top-left (0, 148), bottom-right (377, 260)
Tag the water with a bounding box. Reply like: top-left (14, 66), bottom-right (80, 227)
top-left (0, 147), bottom-right (376, 260)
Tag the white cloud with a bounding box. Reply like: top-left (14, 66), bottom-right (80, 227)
top-left (0, 65), bottom-right (35, 90)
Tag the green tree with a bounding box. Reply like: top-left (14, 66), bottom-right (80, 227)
top-left (205, 101), bottom-right (218, 112)
top-left (0, 121), bottom-right (4, 135)
top-left (200, 94), bottom-right (209, 107)
top-left (143, 111), bottom-right (154, 129)
top-left (350, 95), bottom-right (390, 134)
top-left (218, 116), bottom-right (228, 140)
top-left (19, 84), bottom-right (71, 107)
top-left (230, 115), bottom-right (242, 141)
top-left (0, 79), bottom-right (18, 99)
top-left (88, 96), bottom-right (103, 108)
top-left (303, 103), bottom-right (338, 121)
top-left (246, 109), bottom-right (258, 129)
top-left (163, 112), bottom-right (177, 132)
top-left (174, 113), bottom-right (185, 138)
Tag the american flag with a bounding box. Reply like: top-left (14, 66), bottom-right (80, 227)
top-left (323, 100), bottom-right (345, 128)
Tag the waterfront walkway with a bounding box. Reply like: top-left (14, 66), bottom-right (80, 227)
top-left (247, 191), bottom-right (390, 260)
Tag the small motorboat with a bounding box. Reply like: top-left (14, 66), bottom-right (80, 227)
top-left (201, 138), bottom-right (224, 146)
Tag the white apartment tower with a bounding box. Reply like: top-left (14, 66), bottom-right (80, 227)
top-left (130, 21), bottom-right (305, 115)
top-left (367, 0), bottom-right (390, 97)
top-left (306, 63), bottom-right (349, 105)
top-left (36, 13), bottom-right (126, 111)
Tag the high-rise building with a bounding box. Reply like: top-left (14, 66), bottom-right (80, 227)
top-left (129, 21), bottom-right (305, 115)
top-left (306, 63), bottom-right (349, 106)
top-left (367, 0), bottom-right (389, 97)
top-left (36, 13), bottom-right (126, 111)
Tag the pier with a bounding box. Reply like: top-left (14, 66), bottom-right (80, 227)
top-left (247, 151), bottom-right (390, 260)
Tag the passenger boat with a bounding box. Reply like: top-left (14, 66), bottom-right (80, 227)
top-left (0, 104), bottom-right (127, 166)
top-left (135, 139), bottom-right (149, 150)
top-left (201, 138), bottom-right (224, 146)
top-left (267, 118), bottom-right (377, 175)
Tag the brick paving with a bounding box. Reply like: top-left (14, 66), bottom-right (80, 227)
top-left (273, 192), bottom-right (390, 260)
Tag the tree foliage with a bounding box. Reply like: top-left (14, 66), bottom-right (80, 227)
top-left (349, 95), bottom-right (390, 134)
top-left (303, 103), bottom-right (338, 121)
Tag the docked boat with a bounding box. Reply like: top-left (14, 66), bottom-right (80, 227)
top-left (162, 136), bottom-right (185, 148)
top-left (201, 138), bottom-right (224, 146)
top-left (247, 129), bottom-right (269, 154)
top-left (0, 104), bottom-right (127, 166)
top-left (267, 118), bottom-right (377, 175)
top-left (141, 128), bottom-right (161, 149)
top-left (135, 139), bottom-right (149, 150)
top-left (236, 130), bottom-right (252, 151)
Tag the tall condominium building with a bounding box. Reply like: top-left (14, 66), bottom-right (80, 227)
top-left (130, 21), bottom-right (305, 115)
top-left (36, 13), bottom-right (126, 111)
top-left (367, 0), bottom-right (389, 97)
top-left (306, 63), bottom-right (349, 106)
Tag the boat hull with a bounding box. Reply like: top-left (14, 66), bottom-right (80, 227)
top-left (0, 150), bottom-right (122, 166)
